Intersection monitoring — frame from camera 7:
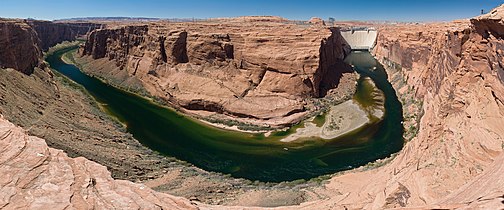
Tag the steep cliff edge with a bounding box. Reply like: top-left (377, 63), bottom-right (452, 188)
top-left (0, 19), bottom-right (101, 75)
top-left (77, 21), bottom-right (354, 127)
top-left (471, 4), bottom-right (504, 40)
top-left (0, 21), bottom-right (198, 207)
top-left (2, 7), bottom-right (504, 208)
top-left (1, 19), bottom-right (279, 205)
top-left (310, 7), bottom-right (504, 209)
top-left (27, 20), bottom-right (102, 51)
top-left (0, 19), bottom-right (42, 74)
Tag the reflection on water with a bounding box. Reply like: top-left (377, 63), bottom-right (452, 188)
top-left (46, 47), bottom-right (404, 182)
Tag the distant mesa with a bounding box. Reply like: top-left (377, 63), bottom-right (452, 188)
top-left (56, 17), bottom-right (162, 22)
top-left (57, 16), bottom-right (291, 23)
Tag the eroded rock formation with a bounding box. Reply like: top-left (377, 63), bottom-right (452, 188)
top-left (0, 116), bottom-right (197, 209)
top-left (303, 5), bottom-right (504, 209)
top-left (1, 19), bottom-right (268, 205)
top-left (78, 20), bottom-right (353, 127)
top-left (472, 4), bottom-right (504, 40)
top-left (1, 4), bottom-right (504, 209)
top-left (308, 17), bottom-right (325, 26)
top-left (0, 19), bottom-right (41, 74)
top-left (27, 20), bottom-right (102, 51)
top-left (0, 19), bottom-right (101, 75)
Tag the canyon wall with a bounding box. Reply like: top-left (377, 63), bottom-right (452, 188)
top-left (0, 19), bottom-right (42, 74)
top-left (324, 5), bottom-right (504, 208)
top-left (78, 21), bottom-right (353, 127)
top-left (0, 18), bottom-right (197, 210)
top-left (2, 5), bottom-right (504, 208)
top-left (0, 19), bottom-right (102, 75)
top-left (0, 19), bottom-right (263, 206)
top-left (28, 20), bottom-right (102, 51)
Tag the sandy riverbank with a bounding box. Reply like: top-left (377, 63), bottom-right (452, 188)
top-left (281, 100), bottom-right (371, 142)
top-left (280, 77), bottom-right (386, 143)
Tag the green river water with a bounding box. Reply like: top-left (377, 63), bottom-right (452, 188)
top-left (46, 47), bottom-right (403, 182)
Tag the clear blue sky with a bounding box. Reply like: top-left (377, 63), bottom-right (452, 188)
top-left (0, 0), bottom-right (502, 22)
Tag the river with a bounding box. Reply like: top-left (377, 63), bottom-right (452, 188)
top-left (46, 47), bottom-right (403, 182)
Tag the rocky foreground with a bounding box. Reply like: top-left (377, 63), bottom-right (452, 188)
top-left (0, 116), bottom-right (197, 209)
top-left (1, 4), bottom-right (504, 210)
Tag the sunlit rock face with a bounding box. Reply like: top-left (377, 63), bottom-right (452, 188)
top-left (0, 116), bottom-right (197, 209)
top-left (79, 19), bottom-right (354, 127)
top-left (2, 2), bottom-right (504, 207)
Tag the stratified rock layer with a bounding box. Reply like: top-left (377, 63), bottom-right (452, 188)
top-left (2, 4), bottom-right (504, 208)
top-left (0, 19), bottom-right (41, 74)
top-left (0, 19), bottom-right (275, 205)
top-left (305, 6), bottom-right (504, 209)
top-left (0, 19), bottom-right (102, 75)
top-left (79, 20), bottom-right (352, 126)
top-left (0, 116), bottom-right (197, 210)
top-left (27, 20), bottom-right (102, 51)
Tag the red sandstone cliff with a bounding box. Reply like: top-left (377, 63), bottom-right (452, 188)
top-left (322, 5), bottom-right (504, 208)
top-left (0, 19), bottom-right (102, 75)
top-left (28, 20), bottom-right (102, 51)
top-left (271, 5), bottom-right (504, 209)
top-left (79, 21), bottom-right (353, 127)
top-left (0, 19), bottom-right (42, 74)
top-left (2, 5), bottom-right (504, 208)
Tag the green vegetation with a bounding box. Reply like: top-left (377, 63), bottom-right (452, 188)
top-left (46, 47), bottom-right (405, 183)
top-left (326, 116), bottom-right (343, 131)
top-left (312, 113), bottom-right (326, 127)
top-left (44, 41), bottom-right (82, 59)
top-left (361, 152), bottom-right (399, 171)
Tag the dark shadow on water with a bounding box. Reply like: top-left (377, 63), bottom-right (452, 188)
top-left (318, 60), bottom-right (354, 97)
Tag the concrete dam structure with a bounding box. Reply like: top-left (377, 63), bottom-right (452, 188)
top-left (340, 27), bottom-right (378, 51)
